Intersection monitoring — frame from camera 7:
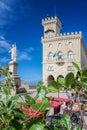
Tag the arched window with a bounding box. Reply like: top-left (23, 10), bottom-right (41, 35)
top-left (68, 42), bottom-right (72, 46)
top-left (58, 43), bottom-right (62, 46)
top-left (49, 44), bottom-right (52, 48)
top-left (48, 66), bottom-right (54, 71)
top-left (57, 51), bottom-right (63, 59)
top-left (68, 50), bottom-right (73, 59)
top-left (47, 75), bottom-right (54, 86)
top-left (48, 52), bottom-right (53, 60)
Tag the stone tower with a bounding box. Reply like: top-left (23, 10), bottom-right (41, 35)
top-left (42, 16), bottom-right (62, 37)
top-left (41, 16), bottom-right (87, 86)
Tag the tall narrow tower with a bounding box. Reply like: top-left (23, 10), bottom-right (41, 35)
top-left (42, 16), bottom-right (62, 38)
top-left (41, 16), bottom-right (62, 86)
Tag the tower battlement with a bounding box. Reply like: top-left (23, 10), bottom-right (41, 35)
top-left (41, 31), bottom-right (82, 40)
top-left (59, 31), bottom-right (82, 36)
top-left (42, 16), bottom-right (61, 25)
top-left (42, 16), bottom-right (62, 35)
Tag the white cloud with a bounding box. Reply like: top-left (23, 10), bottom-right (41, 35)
top-left (17, 47), bottom-right (35, 61)
top-left (0, 36), bottom-right (11, 51)
top-left (0, 0), bottom-right (27, 30)
top-left (28, 47), bottom-right (34, 52)
top-left (0, 36), bottom-right (5, 40)
top-left (0, 1), bottom-right (13, 27)
top-left (0, 57), bottom-right (10, 63)
top-left (0, 1), bottom-right (11, 12)
top-left (0, 40), bottom-right (10, 49)
top-left (0, 35), bottom-right (11, 63)
top-left (18, 52), bottom-right (32, 61)
top-left (25, 47), bottom-right (35, 52)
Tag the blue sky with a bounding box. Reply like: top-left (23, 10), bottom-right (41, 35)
top-left (0, 0), bottom-right (87, 85)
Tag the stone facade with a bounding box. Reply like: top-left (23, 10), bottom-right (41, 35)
top-left (41, 16), bottom-right (87, 86)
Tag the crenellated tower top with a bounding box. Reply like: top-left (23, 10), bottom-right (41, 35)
top-left (42, 16), bottom-right (62, 37)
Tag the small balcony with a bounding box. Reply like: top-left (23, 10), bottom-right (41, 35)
top-left (55, 58), bottom-right (65, 65)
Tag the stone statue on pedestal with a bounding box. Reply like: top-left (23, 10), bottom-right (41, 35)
top-left (9, 44), bottom-right (20, 91)
top-left (9, 44), bottom-right (17, 62)
top-left (8, 44), bottom-right (29, 94)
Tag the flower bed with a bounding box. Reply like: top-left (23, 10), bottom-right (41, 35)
top-left (20, 106), bottom-right (42, 119)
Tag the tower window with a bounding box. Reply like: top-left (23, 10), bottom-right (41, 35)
top-left (67, 66), bottom-right (74, 71)
top-left (48, 66), bottom-right (54, 71)
top-left (48, 52), bottom-right (53, 60)
top-left (58, 43), bottom-right (62, 46)
top-left (49, 44), bottom-right (53, 48)
top-left (57, 51), bottom-right (63, 59)
top-left (68, 42), bottom-right (72, 46)
top-left (68, 50), bottom-right (73, 59)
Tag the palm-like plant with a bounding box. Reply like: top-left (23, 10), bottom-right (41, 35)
top-left (0, 65), bottom-right (13, 94)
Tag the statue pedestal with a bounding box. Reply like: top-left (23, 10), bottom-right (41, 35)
top-left (9, 61), bottom-right (21, 87)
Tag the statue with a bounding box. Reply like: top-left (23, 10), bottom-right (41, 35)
top-left (9, 44), bottom-right (17, 62)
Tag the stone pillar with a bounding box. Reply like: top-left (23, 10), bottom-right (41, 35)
top-left (9, 61), bottom-right (21, 87)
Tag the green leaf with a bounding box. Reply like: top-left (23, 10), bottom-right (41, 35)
top-left (7, 100), bottom-right (13, 109)
top-left (46, 86), bottom-right (59, 93)
top-left (26, 116), bottom-right (43, 129)
top-left (52, 80), bottom-right (61, 89)
top-left (60, 114), bottom-right (71, 130)
top-left (82, 70), bottom-right (87, 82)
top-left (65, 72), bottom-right (74, 88)
top-left (58, 77), bottom-right (65, 86)
top-left (13, 108), bottom-right (25, 118)
top-left (32, 98), bottom-right (50, 112)
top-left (11, 119), bottom-right (23, 130)
top-left (25, 94), bottom-right (35, 105)
top-left (1, 87), bottom-right (9, 95)
top-left (11, 95), bottom-right (19, 101)
top-left (29, 124), bottom-right (44, 130)
top-left (78, 81), bottom-right (87, 88)
top-left (72, 62), bottom-right (81, 72)
top-left (0, 110), bottom-right (5, 115)
top-left (38, 88), bottom-right (46, 99)
top-left (36, 81), bottom-right (44, 93)
top-left (4, 127), bottom-right (16, 130)
top-left (46, 80), bottom-right (61, 93)
top-left (76, 125), bottom-right (81, 130)
top-left (50, 80), bottom-right (58, 87)
top-left (82, 70), bottom-right (87, 77)
top-left (34, 94), bottom-right (39, 100)
top-left (17, 102), bottom-right (28, 108)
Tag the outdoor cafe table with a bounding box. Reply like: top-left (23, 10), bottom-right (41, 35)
top-left (50, 101), bottom-right (63, 114)
top-left (53, 97), bottom-right (71, 106)
top-left (36, 100), bottom-right (63, 114)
